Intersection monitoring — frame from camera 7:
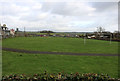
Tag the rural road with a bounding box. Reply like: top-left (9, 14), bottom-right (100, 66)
top-left (2, 47), bottom-right (119, 56)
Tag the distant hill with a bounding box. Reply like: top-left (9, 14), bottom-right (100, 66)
top-left (56, 32), bottom-right (94, 34)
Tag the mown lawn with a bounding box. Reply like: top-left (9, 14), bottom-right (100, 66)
top-left (2, 51), bottom-right (118, 78)
top-left (2, 37), bottom-right (118, 54)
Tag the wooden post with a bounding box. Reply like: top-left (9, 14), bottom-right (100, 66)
top-left (84, 33), bottom-right (86, 45)
top-left (110, 33), bottom-right (112, 44)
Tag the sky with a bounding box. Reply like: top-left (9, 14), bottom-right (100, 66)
top-left (0, 0), bottom-right (118, 32)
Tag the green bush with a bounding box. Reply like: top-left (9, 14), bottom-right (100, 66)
top-left (2, 71), bottom-right (120, 81)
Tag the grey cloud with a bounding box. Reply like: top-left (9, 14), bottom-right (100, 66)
top-left (20, 16), bottom-right (40, 22)
top-left (41, 2), bottom-right (93, 16)
top-left (89, 2), bottom-right (117, 12)
top-left (1, 2), bottom-right (30, 16)
top-left (0, 1), bottom-right (118, 32)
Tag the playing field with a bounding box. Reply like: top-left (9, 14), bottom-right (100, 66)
top-left (2, 37), bottom-right (119, 78)
top-left (2, 51), bottom-right (118, 78)
top-left (2, 37), bottom-right (118, 54)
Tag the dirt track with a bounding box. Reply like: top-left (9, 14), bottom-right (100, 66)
top-left (2, 47), bottom-right (119, 56)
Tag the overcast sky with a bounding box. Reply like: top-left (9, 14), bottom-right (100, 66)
top-left (0, 0), bottom-right (118, 32)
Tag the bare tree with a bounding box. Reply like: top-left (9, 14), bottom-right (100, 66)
top-left (3, 24), bottom-right (6, 27)
top-left (97, 27), bottom-right (105, 33)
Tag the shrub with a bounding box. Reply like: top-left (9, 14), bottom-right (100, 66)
top-left (1, 72), bottom-right (120, 81)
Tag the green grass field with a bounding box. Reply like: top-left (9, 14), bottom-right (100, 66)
top-left (2, 37), bottom-right (119, 78)
top-left (2, 51), bottom-right (118, 78)
top-left (2, 37), bottom-right (118, 54)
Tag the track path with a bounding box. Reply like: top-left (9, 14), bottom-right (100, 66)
top-left (2, 47), bottom-right (119, 56)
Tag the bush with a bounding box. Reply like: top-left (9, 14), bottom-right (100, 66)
top-left (1, 72), bottom-right (120, 81)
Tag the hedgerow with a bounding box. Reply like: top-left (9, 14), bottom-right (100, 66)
top-left (2, 71), bottom-right (120, 81)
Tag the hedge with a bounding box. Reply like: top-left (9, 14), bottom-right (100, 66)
top-left (2, 71), bottom-right (120, 81)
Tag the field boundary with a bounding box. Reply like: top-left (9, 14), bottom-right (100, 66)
top-left (2, 47), bottom-right (119, 56)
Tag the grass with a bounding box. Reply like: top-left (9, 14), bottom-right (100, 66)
top-left (2, 37), bottom-right (119, 78)
top-left (2, 37), bottom-right (118, 54)
top-left (2, 51), bottom-right (118, 78)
